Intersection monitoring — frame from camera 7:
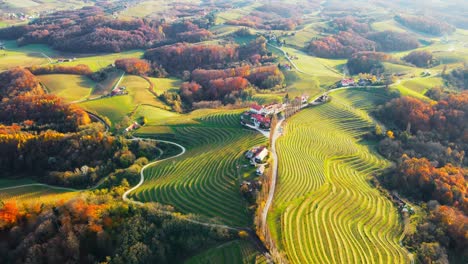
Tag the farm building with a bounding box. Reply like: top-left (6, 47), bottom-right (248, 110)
top-left (110, 86), bottom-right (127, 96)
top-left (250, 104), bottom-right (265, 115)
top-left (340, 78), bottom-right (355, 87)
top-left (255, 147), bottom-right (268, 163)
top-left (125, 122), bottom-right (140, 132)
top-left (256, 165), bottom-right (265, 176)
top-left (241, 112), bottom-right (271, 129)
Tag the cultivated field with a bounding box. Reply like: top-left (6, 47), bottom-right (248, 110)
top-left (130, 110), bottom-right (267, 227)
top-left (185, 240), bottom-right (263, 264)
top-left (270, 89), bottom-right (409, 263)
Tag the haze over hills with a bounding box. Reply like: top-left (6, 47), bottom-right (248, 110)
top-left (0, 1), bottom-right (466, 264)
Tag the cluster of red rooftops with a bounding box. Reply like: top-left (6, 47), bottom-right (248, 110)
top-left (240, 103), bottom-right (284, 130)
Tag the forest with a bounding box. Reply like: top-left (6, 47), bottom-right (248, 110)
top-left (0, 195), bottom-right (233, 264)
top-left (0, 7), bottom-right (214, 53)
top-left (0, 68), bottom-right (158, 188)
top-left (308, 17), bottom-right (420, 58)
top-left (226, 3), bottom-right (309, 31)
top-left (395, 15), bottom-right (456, 36)
top-left (373, 91), bottom-right (467, 263)
top-left (179, 65), bottom-right (284, 106)
top-left (144, 36), bottom-right (272, 75)
top-left (346, 52), bottom-right (392, 75)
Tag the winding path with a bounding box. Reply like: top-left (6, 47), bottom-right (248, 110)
top-left (122, 138), bottom-right (186, 204)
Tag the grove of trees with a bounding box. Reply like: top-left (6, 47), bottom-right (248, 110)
top-left (403, 50), bottom-right (434, 67)
top-left (180, 65), bottom-right (284, 106)
top-left (307, 31), bottom-right (376, 58)
top-left (395, 15), bottom-right (455, 36)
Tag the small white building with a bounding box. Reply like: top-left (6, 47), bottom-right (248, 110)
top-left (255, 147), bottom-right (268, 163)
top-left (256, 165), bottom-right (265, 176)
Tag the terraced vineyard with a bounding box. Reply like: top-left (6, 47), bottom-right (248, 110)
top-left (185, 240), bottom-right (263, 264)
top-left (271, 89), bottom-right (410, 263)
top-left (131, 110), bottom-right (267, 227)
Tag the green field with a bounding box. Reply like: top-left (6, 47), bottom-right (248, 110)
top-left (135, 105), bottom-right (179, 124)
top-left (79, 75), bottom-right (171, 125)
top-left (0, 185), bottom-right (77, 205)
top-left (0, 43), bottom-right (52, 71)
top-left (148, 77), bottom-right (182, 94)
top-left (281, 47), bottom-right (344, 78)
top-left (398, 77), bottom-right (444, 94)
top-left (80, 95), bottom-right (134, 125)
top-left (185, 240), bottom-right (261, 264)
top-left (39, 74), bottom-right (95, 102)
top-left (60, 50), bottom-right (144, 71)
top-left (270, 89), bottom-right (409, 263)
top-left (131, 110), bottom-right (266, 227)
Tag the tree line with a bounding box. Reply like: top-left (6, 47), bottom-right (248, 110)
top-left (0, 194), bottom-right (234, 264)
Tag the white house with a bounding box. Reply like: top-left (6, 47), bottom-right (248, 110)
top-left (256, 165), bottom-right (265, 176)
top-left (255, 147), bottom-right (268, 163)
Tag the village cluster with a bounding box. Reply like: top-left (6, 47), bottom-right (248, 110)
top-left (241, 95), bottom-right (309, 130)
top-left (240, 103), bottom-right (284, 130)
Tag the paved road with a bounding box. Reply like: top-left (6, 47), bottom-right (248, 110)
top-left (122, 138), bottom-right (186, 203)
top-left (260, 119), bottom-right (284, 237)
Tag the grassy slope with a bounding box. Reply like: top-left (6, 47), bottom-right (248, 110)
top-left (132, 109), bottom-right (266, 227)
top-left (0, 185), bottom-right (78, 205)
top-left (59, 50), bottom-right (144, 71)
top-left (0, 41), bottom-right (53, 71)
top-left (79, 75), bottom-right (173, 125)
top-left (270, 89), bottom-right (409, 263)
top-left (39, 74), bottom-right (95, 102)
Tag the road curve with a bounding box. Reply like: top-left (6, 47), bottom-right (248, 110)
top-left (122, 138), bottom-right (186, 203)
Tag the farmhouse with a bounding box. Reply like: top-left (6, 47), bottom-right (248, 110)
top-left (264, 103), bottom-right (286, 115)
top-left (110, 86), bottom-right (127, 96)
top-left (255, 147), bottom-right (268, 163)
top-left (241, 103), bottom-right (284, 129)
top-left (246, 146), bottom-right (265, 159)
top-left (245, 146), bottom-right (269, 164)
top-left (256, 165), bottom-right (265, 176)
top-left (340, 78), bottom-right (355, 87)
top-left (125, 122), bottom-right (140, 132)
top-left (250, 104), bottom-right (265, 115)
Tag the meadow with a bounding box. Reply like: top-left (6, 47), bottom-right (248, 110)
top-left (39, 74), bottom-right (95, 102)
top-left (0, 184), bottom-right (78, 205)
top-left (0, 41), bottom-right (54, 71)
top-left (270, 89), bottom-right (410, 263)
top-left (79, 74), bottom-right (173, 125)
